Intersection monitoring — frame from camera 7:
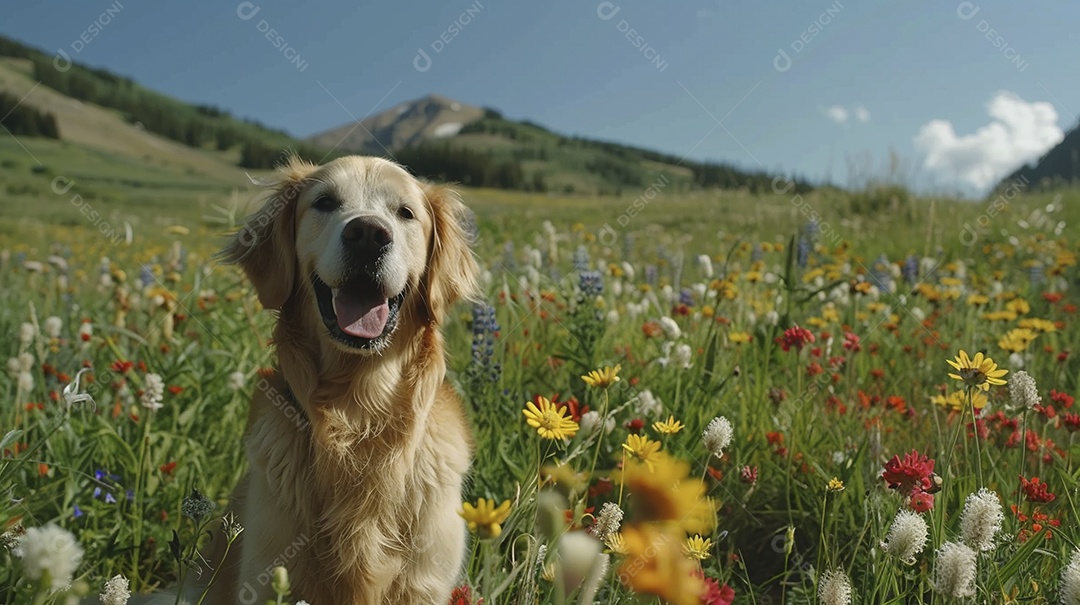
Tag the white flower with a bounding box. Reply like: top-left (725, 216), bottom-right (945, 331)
top-left (606, 309), bottom-right (620, 324)
top-left (557, 531), bottom-right (602, 592)
top-left (702, 416), bottom-right (733, 459)
top-left (697, 254), bottom-right (714, 279)
top-left (19, 322), bottom-right (37, 345)
top-left (1062, 548), bottom-right (1080, 605)
top-left (100, 574), bottom-right (131, 605)
top-left (141, 373), bottom-right (165, 410)
top-left (881, 509), bottom-right (928, 565)
top-left (673, 343), bottom-right (692, 369)
top-left (1009, 352), bottom-right (1025, 369)
top-left (6, 357), bottom-right (20, 378)
top-left (78, 322), bottom-right (92, 341)
top-left (13, 523), bottom-right (83, 593)
top-left (818, 569), bottom-right (852, 605)
top-left (1008, 370), bottom-right (1040, 410)
top-left (933, 541), bottom-right (977, 598)
top-left (579, 411), bottom-right (614, 436)
top-left (658, 316), bottom-right (681, 340)
top-left (17, 371), bottom-right (33, 393)
top-left (62, 368), bottom-right (96, 410)
top-left (634, 389), bottom-right (663, 417)
top-left (620, 262), bottom-right (635, 280)
top-left (960, 488), bottom-right (1003, 552)
top-left (227, 371), bottom-right (246, 392)
top-left (44, 316), bottom-right (63, 339)
top-left (19, 352), bottom-right (34, 372)
top-left (591, 502), bottom-right (623, 541)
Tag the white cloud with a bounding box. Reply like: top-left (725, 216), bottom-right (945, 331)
top-left (854, 105), bottom-right (871, 123)
top-left (914, 91), bottom-right (1063, 193)
top-left (825, 106), bottom-right (849, 124)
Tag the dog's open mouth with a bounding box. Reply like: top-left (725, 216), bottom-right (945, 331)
top-left (313, 274), bottom-right (404, 349)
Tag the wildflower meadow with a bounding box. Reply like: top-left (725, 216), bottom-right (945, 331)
top-left (1, 186), bottom-right (1079, 605)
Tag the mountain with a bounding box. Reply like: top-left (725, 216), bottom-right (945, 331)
top-left (996, 120), bottom-right (1080, 192)
top-left (310, 95), bottom-right (811, 195)
top-left (306, 94), bottom-right (485, 154)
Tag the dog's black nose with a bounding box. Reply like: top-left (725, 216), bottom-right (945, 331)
top-left (342, 217), bottom-right (392, 259)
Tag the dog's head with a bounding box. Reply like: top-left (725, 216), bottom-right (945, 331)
top-left (222, 155), bottom-right (479, 354)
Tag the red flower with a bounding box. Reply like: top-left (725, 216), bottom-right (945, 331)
top-left (167, 385), bottom-right (184, 396)
top-left (625, 418), bottom-right (645, 434)
top-left (842, 331), bottom-right (861, 352)
top-left (1064, 413), bottom-right (1080, 432)
top-left (909, 491), bottom-right (934, 513)
top-left (882, 450), bottom-right (935, 495)
top-left (642, 322), bottom-right (662, 338)
top-left (448, 585), bottom-right (483, 605)
top-left (1050, 390), bottom-right (1074, 409)
top-left (159, 461), bottom-right (177, 476)
top-left (806, 362), bottom-right (824, 377)
top-left (780, 325), bottom-right (815, 351)
top-left (739, 465), bottom-right (758, 485)
top-left (1019, 476), bottom-right (1055, 503)
top-left (697, 572), bottom-right (735, 605)
top-left (110, 360), bottom-right (134, 374)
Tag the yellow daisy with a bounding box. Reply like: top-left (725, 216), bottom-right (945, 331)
top-left (523, 397), bottom-right (580, 440)
top-left (998, 328), bottom-right (1038, 353)
top-left (458, 498), bottom-right (512, 539)
top-left (683, 534), bottom-right (713, 560)
top-left (947, 350), bottom-right (1008, 391)
top-left (652, 416), bottom-right (685, 435)
top-left (931, 390), bottom-right (988, 412)
top-left (622, 434), bottom-right (662, 471)
top-left (605, 532), bottom-right (628, 555)
top-left (582, 364), bottom-right (621, 388)
top-left (826, 477), bottom-right (845, 493)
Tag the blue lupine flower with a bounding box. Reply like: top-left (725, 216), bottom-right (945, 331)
top-left (579, 271), bottom-right (603, 298)
top-left (869, 254), bottom-right (893, 292)
top-left (502, 241), bottom-right (516, 271)
top-left (139, 264), bottom-right (155, 288)
top-left (902, 255), bottom-right (919, 285)
top-left (645, 265), bottom-right (658, 286)
top-left (796, 236), bottom-right (811, 269)
top-left (679, 288), bottom-right (694, 306)
top-left (469, 303), bottom-right (500, 383)
top-left (1028, 262), bottom-right (1044, 285)
top-left (105, 492), bottom-right (116, 504)
top-left (73, 504), bottom-right (84, 519)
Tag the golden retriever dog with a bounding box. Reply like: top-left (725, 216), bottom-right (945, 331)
top-left (200, 155), bottom-right (479, 604)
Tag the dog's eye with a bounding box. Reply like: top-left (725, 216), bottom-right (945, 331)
top-left (397, 206), bottom-right (415, 220)
top-left (312, 196), bottom-right (341, 212)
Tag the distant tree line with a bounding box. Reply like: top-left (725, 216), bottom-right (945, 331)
top-left (396, 143), bottom-right (548, 191)
top-left (0, 92), bottom-right (59, 139)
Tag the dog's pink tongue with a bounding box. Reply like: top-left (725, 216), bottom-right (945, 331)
top-left (332, 288), bottom-right (389, 339)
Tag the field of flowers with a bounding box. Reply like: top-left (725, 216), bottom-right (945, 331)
top-left (1, 186), bottom-right (1079, 604)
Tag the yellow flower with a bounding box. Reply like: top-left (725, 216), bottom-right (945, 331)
top-left (1006, 298), bottom-right (1030, 315)
top-left (652, 416), bottom-right (685, 435)
top-left (982, 310), bottom-right (1018, 322)
top-left (582, 364), bottom-right (621, 388)
top-left (947, 350), bottom-right (1008, 391)
top-left (459, 498), bottom-right (512, 539)
top-left (932, 390), bottom-right (988, 412)
top-left (622, 434), bottom-right (663, 471)
top-left (523, 397), bottom-right (580, 440)
top-left (998, 328), bottom-right (1038, 353)
top-left (618, 452), bottom-right (715, 534)
top-left (729, 331), bottom-right (752, 344)
top-left (966, 294), bottom-right (990, 306)
top-left (1018, 318), bottom-right (1056, 333)
top-left (605, 532), bottom-right (628, 555)
top-left (826, 477), bottom-right (845, 493)
top-left (683, 535), bottom-right (713, 560)
top-left (617, 524), bottom-right (705, 605)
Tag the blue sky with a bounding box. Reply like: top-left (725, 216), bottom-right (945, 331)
top-left (3, 1), bottom-right (1077, 195)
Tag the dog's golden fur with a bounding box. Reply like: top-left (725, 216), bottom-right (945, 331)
top-left (203, 155), bottom-right (479, 604)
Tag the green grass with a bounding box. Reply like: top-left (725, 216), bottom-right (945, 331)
top-left (0, 139), bottom-right (1079, 603)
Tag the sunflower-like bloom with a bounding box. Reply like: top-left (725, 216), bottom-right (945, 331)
top-left (683, 534), bottom-right (713, 560)
top-left (622, 434), bottom-right (663, 472)
top-left (946, 350), bottom-right (1007, 391)
top-left (618, 452), bottom-right (716, 534)
top-left (582, 364), bottom-right (621, 388)
top-left (652, 415), bottom-right (685, 435)
top-left (617, 524), bottom-right (705, 605)
top-left (523, 396), bottom-right (580, 440)
top-left (459, 498), bottom-right (512, 539)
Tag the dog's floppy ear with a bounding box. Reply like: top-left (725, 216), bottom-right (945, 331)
top-left (422, 185), bottom-right (480, 323)
top-left (220, 156), bottom-right (317, 310)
